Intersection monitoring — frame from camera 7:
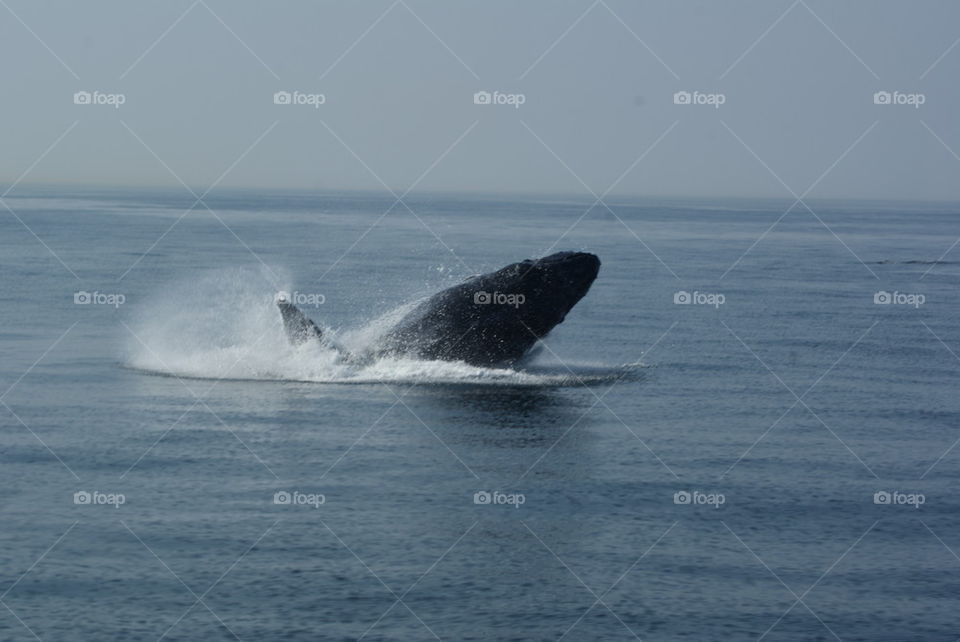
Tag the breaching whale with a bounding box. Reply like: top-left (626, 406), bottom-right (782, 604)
top-left (276, 251), bottom-right (601, 367)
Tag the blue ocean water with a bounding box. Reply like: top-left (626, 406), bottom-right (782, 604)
top-left (1, 187), bottom-right (959, 641)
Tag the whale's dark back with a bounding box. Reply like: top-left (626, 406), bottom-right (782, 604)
top-left (378, 252), bottom-right (600, 366)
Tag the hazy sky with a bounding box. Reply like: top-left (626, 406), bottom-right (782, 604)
top-left (3, 0), bottom-right (960, 200)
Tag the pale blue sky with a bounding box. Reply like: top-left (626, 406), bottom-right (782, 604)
top-left (2, 0), bottom-right (959, 200)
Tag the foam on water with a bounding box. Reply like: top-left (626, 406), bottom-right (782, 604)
top-left (125, 268), bottom-right (638, 386)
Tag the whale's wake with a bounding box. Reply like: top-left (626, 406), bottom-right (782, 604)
top-left (124, 268), bottom-right (642, 386)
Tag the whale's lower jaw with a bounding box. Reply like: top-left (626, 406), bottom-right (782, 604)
top-left (375, 309), bottom-right (546, 366)
top-left (377, 328), bottom-right (539, 367)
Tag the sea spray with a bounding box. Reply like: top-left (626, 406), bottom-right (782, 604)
top-left (125, 267), bottom-right (639, 386)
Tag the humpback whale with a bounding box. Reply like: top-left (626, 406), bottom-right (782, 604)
top-left (277, 251), bottom-right (600, 367)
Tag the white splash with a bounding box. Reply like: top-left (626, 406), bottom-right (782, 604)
top-left (124, 267), bottom-right (639, 386)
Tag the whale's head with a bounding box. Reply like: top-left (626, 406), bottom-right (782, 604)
top-left (470, 251), bottom-right (601, 338)
top-left (379, 251), bottom-right (600, 365)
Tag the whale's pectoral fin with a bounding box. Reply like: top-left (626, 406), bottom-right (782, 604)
top-left (276, 295), bottom-right (324, 345)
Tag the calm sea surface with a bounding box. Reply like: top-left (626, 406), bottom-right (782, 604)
top-left (1, 187), bottom-right (959, 640)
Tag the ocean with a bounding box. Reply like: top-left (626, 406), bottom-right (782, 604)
top-left (1, 187), bottom-right (958, 640)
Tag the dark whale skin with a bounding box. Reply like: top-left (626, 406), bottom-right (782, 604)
top-left (377, 251), bottom-right (600, 366)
